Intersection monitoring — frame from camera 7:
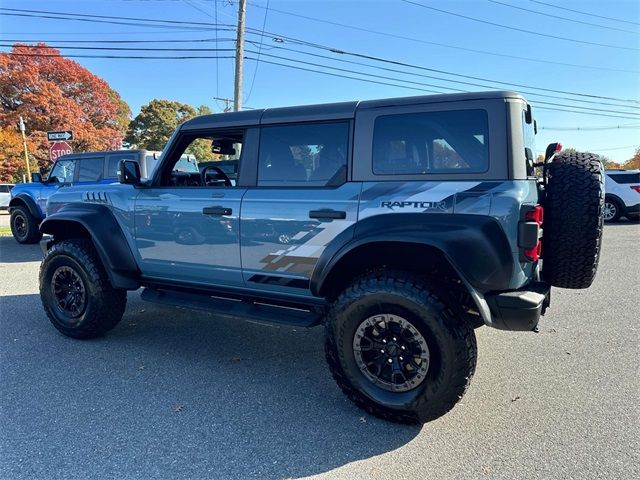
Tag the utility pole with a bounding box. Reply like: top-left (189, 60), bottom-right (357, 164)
top-left (213, 96), bottom-right (233, 113)
top-left (233, 0), bottom-right (246, 112)
top-left (18, 116), bottom-right (32, 182)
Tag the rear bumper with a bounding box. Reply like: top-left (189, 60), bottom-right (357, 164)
top-left (485, 282), bottom-right (550, 331)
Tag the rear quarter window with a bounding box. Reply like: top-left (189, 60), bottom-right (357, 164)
top-left (608, 173), bottom-right (640, 184)
top-left (372, 109), bottom-right (489, 175)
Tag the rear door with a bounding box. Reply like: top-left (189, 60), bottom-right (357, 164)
top-left (240, 121), bottom-right (360, 297)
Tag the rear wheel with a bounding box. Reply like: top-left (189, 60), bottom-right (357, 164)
top-left (324, 271), bottom-right (477, 424)
top-left (543, 152), bottom-right (604, 289)
top-left (40, 238), bottom-right (126, 339)
top-left (10, 205), bottom-right (42, 244)
top-left (603, 197), bottom-right (622, 223)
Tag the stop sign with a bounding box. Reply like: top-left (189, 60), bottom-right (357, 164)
top-left (49, 141), bottom-right (73, 162)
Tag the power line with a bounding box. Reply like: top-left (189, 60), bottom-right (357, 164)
top-left (243, 0), bottom-right (638, 74)
top-left (0, 43), bottom-right (235, 52)
top-left (487, 0), bottom-right (638, 34)
top-left (5, 49), bottom-right (639, 120)
top-left (0, 11), bottom-right (228, 32)
top-left (540, 125), bottom-right (640, 131)
top-left (589, 145), bottom-right (639, 152)
top-left (530, 0), bottom-right (640, 27)
top-left (0, 7), bottom-right (233, 28)
top-left (400, 0), bottom-right (638, 51)
top-left (2, 37), bottom-right (235, 44)
top-left (251, 30), bottom-right (639, 104)
top-left (3, 6), bottom-right (637, 106)
top-left (8, 39), bottom-right (637, 114)
top-left (242, 49), bottom-right (640, 117)
top-left (245, 0), bottom-right (269, 103)
top-left (6, 52), bottom-right (235, 60)
top-left (249, 42), bottom-right (640, 111)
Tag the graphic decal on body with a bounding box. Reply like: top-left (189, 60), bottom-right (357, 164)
top-left (258, 219), bottom-right (354, 276)
top-left (254, 180), bottom-right (536, 284)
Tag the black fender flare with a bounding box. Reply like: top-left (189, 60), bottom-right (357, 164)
top-left (9, 194), bottom-right (43, 220)
top-left (40, 203), bottom-right (140, 289)
top-left (310, 213), bottom-right (514, 296)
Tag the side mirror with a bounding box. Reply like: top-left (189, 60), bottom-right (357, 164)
top-left (31, 172), bottom-right (42, 183)
top-left (118, 160), bottom-right (141, 185)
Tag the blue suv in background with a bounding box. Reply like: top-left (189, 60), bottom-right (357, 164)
top-left (9, 149), bottom-right (160, 243)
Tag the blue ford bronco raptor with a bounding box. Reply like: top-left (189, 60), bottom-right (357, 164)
top-left (39, 91), bottom-right (604, 424)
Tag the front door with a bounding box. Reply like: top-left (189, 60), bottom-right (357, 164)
top-left (133, 128), bottom-right (248, 287)
top-left (241, 121), bottom-right (360, 297)
top-left (135, 188), bottom-right (245, 286)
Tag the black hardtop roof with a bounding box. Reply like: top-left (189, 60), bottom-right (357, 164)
top-left (181, 91), bottom-right (524, 130)
top-left (59, 149), bottom-right (153, 158)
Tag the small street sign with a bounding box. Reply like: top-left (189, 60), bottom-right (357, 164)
top-left (47, 130), bottom-right (73, 141)
top-left (49, 141), bottom-right (73, 162)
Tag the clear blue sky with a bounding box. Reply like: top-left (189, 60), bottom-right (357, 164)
top-left (1, 0), bottom-right (639, 161)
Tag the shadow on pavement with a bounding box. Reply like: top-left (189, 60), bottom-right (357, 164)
top-left (0, 293), bottom-right (421, 480)
top-left (0, 236), bottom-right (43, 263)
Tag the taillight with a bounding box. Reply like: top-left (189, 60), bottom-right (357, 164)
top-left (520, 204), bottom-right (543, 262)
top-left (524, 242), bottom-right (542, 262)
top-left (525, 205), bottom-right (544, 225)
top-left (631, 185), bottom-right (640, 194)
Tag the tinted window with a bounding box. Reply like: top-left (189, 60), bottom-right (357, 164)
top-left (107, 153), bottom-right (138, 178)
top-left (609, 172), bottom-right (640, 184)
top-left (49, 159), bottom-right (76, 183)
top-left (373, 109), bottom-right (489, 175)
top-left (77, 157), bottom-right (104, 182)
top-left (0, 185), bottom-right (8, 193)
top-left (258, 122), bottom-right (349, 187)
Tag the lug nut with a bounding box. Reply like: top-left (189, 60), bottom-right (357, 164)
top-left (392, 337), bottom-right (397, 341)
top-left (399, 356), bottom-right (404, 361)
top-left (401, 345), bottom-right (406, 350)
top-left (382, 339), bottom-right (387, 343)
top-left (387, 358), bottom-right (393, 363)
top-left (380, 349), bottom-right (385, 353)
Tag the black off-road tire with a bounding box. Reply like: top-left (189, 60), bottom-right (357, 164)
top-left (40, 238), bottom-right (127, 339)
top-left (324, 271), bottom-right (477, 424)
top-left (543, 152), bottom-right (604, 289)
top-left (603, 196), bottom-right (622, 223)
top-left (10, 205), bottom-right (42, 244)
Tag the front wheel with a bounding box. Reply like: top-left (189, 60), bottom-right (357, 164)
top-left (40, 239), bottom-right (127, 339)
top-left (10, 205), bottom-right (42, 244)
top-left (324, 272), bottom-right (477, 424)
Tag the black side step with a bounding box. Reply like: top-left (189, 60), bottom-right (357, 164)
top-left (140, 288), bottom-right (324, 328)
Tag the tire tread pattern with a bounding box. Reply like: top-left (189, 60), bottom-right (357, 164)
top-left (544, 152), bottom-right (604, 289)
top-left (324, 271), bottom-right (477, 424)
top-left (39, 239), bottom-right (126, 339)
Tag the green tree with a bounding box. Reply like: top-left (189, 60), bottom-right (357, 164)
top-left (125, 101), bottom-right (216, 161)
top-left (125, 99), bottom-right (197, 151)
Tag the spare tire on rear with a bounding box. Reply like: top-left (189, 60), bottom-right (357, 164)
top-left (543, 151), bottom-right (604, 289)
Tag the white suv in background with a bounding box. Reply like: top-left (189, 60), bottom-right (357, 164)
top-left (604, 170), bottom-right (640, 222)
top-left (0, 183), bottom-right (15, 210)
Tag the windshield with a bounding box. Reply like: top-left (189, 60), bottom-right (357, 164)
top-left (49, 159), bottom-right (76, 183)
top-left (173, 154), bottom-right (199, 173)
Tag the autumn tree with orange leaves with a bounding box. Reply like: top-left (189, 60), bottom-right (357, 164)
top-left (0, 43), bottom-right (130, 181)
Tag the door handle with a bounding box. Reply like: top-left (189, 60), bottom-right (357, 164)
top-left (309, 209), bottom-right (346, 220)
top-left (203, 206), bottom-right (232, 216)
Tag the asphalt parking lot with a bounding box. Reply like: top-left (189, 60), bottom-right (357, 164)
top-left (0, 221), bottom-right (638, 480)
